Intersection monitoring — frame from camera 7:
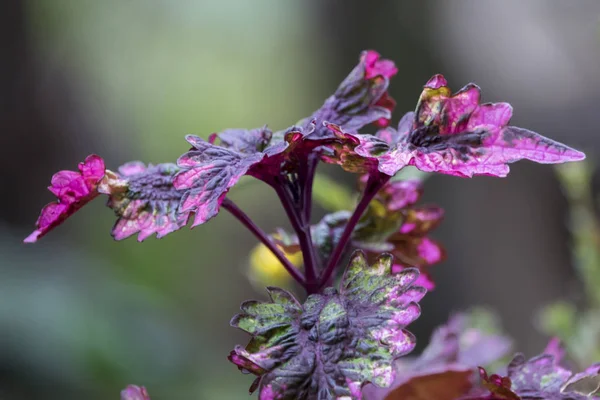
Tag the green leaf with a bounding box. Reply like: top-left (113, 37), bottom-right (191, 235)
top-left (229, 251), bottom-right (426, 400)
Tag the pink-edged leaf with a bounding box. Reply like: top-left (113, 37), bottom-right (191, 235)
top-left (397, 206), bottom-right (444, 236)
top-left (120, 385), bottom-right (150, 400)
top-left (174, 123), bottom-right (338, 226)
top-left (229, 251), bottom-right (426, 400)
top-left (24, 155), bottom-right (106, 243)
top-left (543, 337), bottom-right (566, 365)
top-left (394, 235), bottom-right (445, 271)
top-left (320, 122), bottom-right (383, 174)
top-left (387, 226), bottom-right (445, 291)
top-left (357, 179), bottom-right (445, 288)
top-left (505, 353), bottom-right (596, 399)
top-left (424, 74), bottom-right (448, 90)
top-left (392, 264), bottom-right (435, 291)
top-left (228, 349), bottom-right (267, 377)
top-left (174, 135), bottom-right (264, 226)
top-left (376, 179), bottom-right (423, 211)
top-left (386, 77), bottom-right (585, 177)
top-left (475, 340), bottom-right (600, 399)
top-left (507, 353), bottom-right (573, 397)
top-left (373, 92), bottom-right (397, 128)
top-left (307, 50), bottom-right (397, 138)
top-left (325, 75), bottom-right (585, 178)
top-left (363, 50), bottom-right (398, 80)
top-left (99, 162), bottom-right (192, 241)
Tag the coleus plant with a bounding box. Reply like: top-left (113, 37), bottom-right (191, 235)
top-left (24, 50), bottom-right (597, 399)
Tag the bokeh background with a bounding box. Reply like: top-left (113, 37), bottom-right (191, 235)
top-left (2, 1), bottom-right (600, 399)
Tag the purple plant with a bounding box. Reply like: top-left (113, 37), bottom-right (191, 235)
top-left (25, 50), bottom-right (598, 399)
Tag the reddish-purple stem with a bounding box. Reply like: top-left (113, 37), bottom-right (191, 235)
top-left (272, 180), bottom-right (320, 294)
top-left (222, 197), bottom-right (306, 285)
top-left (318, 172), bottom-right (389, 289)
top-left (301, 154), bottom-right (319, 223)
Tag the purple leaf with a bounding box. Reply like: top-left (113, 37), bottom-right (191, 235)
top-left (24, 156), bottom-right (195, 242)
top-left (364, 311), bottom-right (512, 400)
top-left (99, 162), bottom-right (192, 241)
top-left (386, 217), bottom-right (445, 290)
top-left (215, 125), bottom-right (273, 153)
top-left (120, 385), bottom-right (150, 400)
top-left (307, 50), bottom-right (398, 139)
top-left (174, 135), bottom-right (264, 226)
top-left (445, 312), bottom-right (513, 369)
top-left (173, 123), bottom-right (333, 226)
top-left (24, 155), bottom-right (106, 243)
top-left (229, 251), bottom-right (426, 400)
top-left (382, 75), bottom-right (585, 177)
top-left (506, 354), bottom-right (598, 399)
top-left (476, 340), bottom-right (600, 399)
top-left (324, 75), bottom-right (585, 178)
top-left (562, 364), bottom-right (600, 396)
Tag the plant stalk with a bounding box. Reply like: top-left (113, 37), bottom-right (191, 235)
top-left (222, 197), bottom-right (305, 285)
top-left (273, 178), bottom-right (320, 294)
top-left (318, 172), bottom-right (389, 289)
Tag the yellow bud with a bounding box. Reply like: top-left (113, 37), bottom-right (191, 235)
top-left (248, 243), bottom-right (303, 288)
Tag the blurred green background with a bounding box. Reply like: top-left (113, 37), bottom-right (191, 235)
top-left (2, 1), bottom-right (600, 399)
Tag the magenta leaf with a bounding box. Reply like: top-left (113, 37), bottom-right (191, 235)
top-left (356, 178), bottom-right (445, 289)
top-left (320, 122), bottom-right (387, 174)
top-left (120, 385), bottom-right (150, 400)
top-left (324, 75), bottom-right (585, 178)
top-left (25, 156), bottom-right (197, 243)
top-left (380, 75), bottom-right (585, 177)
top-left (306, 50), bottom-right (398, 139)
top-left (99, 161), bottom-right (192, 241)
top-left (229, 251), bottom-right (426, 400)
top-left (24, 155), bottom-right (106, 243)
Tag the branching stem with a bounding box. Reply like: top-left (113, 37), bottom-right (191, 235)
top-left (273, 179), bottom-right (320, 294)
top-left (318, 172), bottom-right (389, 289)
top-left (222, 197), bottom-right (305, 285)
